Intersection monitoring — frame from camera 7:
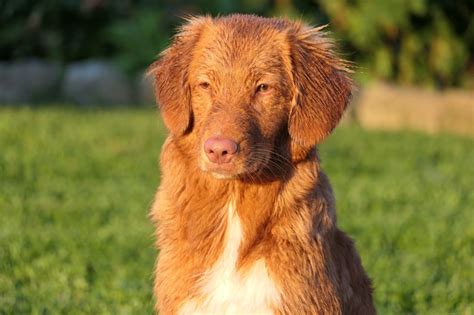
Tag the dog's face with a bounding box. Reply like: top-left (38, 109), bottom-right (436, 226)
top-left (150, 15), bottom-right (352, 179)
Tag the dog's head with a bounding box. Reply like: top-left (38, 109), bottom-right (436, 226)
top-left (150, 15), bottom-right (352, 179)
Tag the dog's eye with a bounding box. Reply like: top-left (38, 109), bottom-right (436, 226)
top-left (198, 82), bottom-right (210, 90)
top-left (256, 83), bottom-right (269, 93)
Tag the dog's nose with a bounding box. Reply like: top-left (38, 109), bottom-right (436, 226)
top-left (204, 137), bottom-right (239, 164)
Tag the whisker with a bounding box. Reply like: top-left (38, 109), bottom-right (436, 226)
top-left (246, 155), bottom-right (287, 180)
top-left (250, 147), bottom-right (294, 170)
top-left (251, 145), bottom-right (294, 165)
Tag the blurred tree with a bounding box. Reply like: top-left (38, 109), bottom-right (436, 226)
top-left (317, 0), bottom-right (472, 87)
top-left (106, 8), bottom-right (168, 74)
top-left (0, 0), bottom-right (124, 61)
top-left (0, 0), bottom-right (472, 88)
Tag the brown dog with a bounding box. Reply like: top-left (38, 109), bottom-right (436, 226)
top-left (149, 14), bottom-right (375, 315)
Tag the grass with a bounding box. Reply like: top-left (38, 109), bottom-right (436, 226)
top-left (0, 106), bottom-right (472, 314)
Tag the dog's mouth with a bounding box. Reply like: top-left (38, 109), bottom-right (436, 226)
top-left (203, 162), bottom-right (240, 179)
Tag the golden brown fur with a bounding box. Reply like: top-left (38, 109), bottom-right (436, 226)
top-left (149, 14), bottom-right (375, 314)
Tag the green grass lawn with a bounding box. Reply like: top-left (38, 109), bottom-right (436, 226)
top-left (0, 107), bottom-right (472, 314)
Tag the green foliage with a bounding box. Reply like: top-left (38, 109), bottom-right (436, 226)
top-left (0, 0), bottom-right (125, 61)
top-left (0, 107), bottom-right (473, 314)
top-left (318, 0), bottom-right (472, 87)
top-left (106, 9), bottom-right (169, 74)
top-left (1, 0), bottom-right (472, 87)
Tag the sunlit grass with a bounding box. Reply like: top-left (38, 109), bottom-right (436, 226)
top-left (0, 107), bottom-right (472, 314)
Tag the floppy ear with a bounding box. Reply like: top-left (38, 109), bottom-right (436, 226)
top-left (148, 17), bottom-right (208, 135)
top-left (288, 25), bottom-right (353, 147)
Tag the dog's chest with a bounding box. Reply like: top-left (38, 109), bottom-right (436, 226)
top-left (179, 202), bottom-right (280, 315)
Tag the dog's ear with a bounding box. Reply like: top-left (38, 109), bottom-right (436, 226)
top-left (287, 25), bottom-right (352, 147)
top-left (148, 17), bottom-right (208, 135)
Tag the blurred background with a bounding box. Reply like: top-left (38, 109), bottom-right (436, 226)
top-left (0, 0), bottom-right (473, 314)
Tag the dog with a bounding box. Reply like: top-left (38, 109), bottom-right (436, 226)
top-left (149, 14), bottom-right (375, 315)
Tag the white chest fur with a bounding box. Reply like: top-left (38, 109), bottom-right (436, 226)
top-left (179, 202), bottom-right (281, 315)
